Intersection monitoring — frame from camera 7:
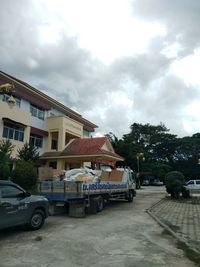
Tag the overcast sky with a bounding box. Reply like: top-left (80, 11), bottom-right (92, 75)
top-left (1, 0), bottom-right (200, 138)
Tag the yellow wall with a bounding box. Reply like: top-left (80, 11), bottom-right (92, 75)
top-left (46, 115), bottom-right (83, 151)
top-left (0, 101), bottom-right (31, 157)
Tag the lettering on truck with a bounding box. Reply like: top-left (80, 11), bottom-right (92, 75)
top-left (82, 183), bottom-right (127, 191)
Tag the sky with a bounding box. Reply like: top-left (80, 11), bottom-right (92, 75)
top-left (1, 0), bottom-right (200, 138)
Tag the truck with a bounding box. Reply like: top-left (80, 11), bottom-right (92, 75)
top-left (38, 168), bottom-right (136, 217)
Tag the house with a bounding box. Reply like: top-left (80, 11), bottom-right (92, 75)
top-left (0, 71), bottom-right (123, 174)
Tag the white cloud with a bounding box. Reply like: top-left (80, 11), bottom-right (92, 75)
top-left (172, 49), bottom-right (200, 86)
top-left (1, 0), bottom-right (200, 139)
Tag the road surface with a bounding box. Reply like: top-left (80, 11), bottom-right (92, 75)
top-left (0, 186), bottom-right (195, 267)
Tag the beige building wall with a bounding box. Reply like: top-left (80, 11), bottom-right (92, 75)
top-left (0, 101), bottom-right (31, 158)
top-left (46, 116), bottom-right (83, 152)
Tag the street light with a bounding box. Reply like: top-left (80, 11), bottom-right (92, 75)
top-left (136, 153), bottom-right (145, 189)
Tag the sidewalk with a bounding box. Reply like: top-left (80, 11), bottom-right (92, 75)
top-left (148, 196), bottom-right (200, 253)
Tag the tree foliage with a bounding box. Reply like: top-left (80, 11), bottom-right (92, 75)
top-left (17, 142), bottom-right (39, 162)
top-left (11, 160), bottom-right (37, 190)
top-left (107, 123), bottom-right (200, 180)
top-left (0, 139), bottom-right (15, 180)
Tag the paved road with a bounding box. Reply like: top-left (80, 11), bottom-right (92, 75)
top-left (0, 186), bottom-right (196, 267)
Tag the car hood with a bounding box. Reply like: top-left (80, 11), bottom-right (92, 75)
top-left (29, 194), bottom-right (48, 202)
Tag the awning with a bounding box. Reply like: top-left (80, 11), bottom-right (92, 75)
top-left (2, 117), bottom-right (27, 128)
top-left (30, 126), bottom-right (48, 137)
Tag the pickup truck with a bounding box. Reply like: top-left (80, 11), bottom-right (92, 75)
top-left (0, 180), bottom-right (49, 230)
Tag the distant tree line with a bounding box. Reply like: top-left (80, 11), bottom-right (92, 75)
top-left (106, 123), bottom-right (200, 181)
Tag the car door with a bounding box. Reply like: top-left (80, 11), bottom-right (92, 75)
top-left (186, 180), bottom-right (195, 190)
top-left (0, 184), bottom-right (29, 229)
top-left (195, 180), bottom-right (200, 189)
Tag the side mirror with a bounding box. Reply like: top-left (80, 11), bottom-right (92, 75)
top-left (17, 191), bottom-right (31, 198)
top-left (25, 192), bottom-right (31, 197)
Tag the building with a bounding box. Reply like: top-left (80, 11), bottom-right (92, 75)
top-left (0, 71), bottom-right (123, 174)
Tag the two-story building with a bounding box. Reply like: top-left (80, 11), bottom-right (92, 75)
top-left (0, 71), bottom-right (123, 174)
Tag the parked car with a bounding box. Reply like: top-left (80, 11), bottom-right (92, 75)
top-left (184, 180), bottom-right (200, 190)
top-left (151, 180), bottom-right (164, 186)
top-left (0, 180), bottom-right (49, 231)
top-left (142, 180), bottom-right (150, 186)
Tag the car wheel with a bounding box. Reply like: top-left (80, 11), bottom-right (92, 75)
top-left (28, 209), bottom-right (45, 230)
top-left (96, 197), bottom-right (104, 212)
top-left (127, 190), bottom-right (133, 202)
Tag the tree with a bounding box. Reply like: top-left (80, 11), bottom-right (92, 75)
top-left (150, 162), bottom-right (171, 181)
top-left (11, 160), bottom-right (37, 190)
top-left (111, 122), bottom-right (176, 174)
top-left (105, 123), bottom-right (200, 180)
top-left (0, 139), bottom-right (15, 180)
top-left (17, 142), bottom-right (39, 162)
top-left (0, 139), bottom-right (15, 158)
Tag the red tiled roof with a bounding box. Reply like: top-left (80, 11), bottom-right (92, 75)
top-left (61, 137), bottom-right (107, 155)
top-left (41, 137), bottom-right (124, 161)
top-left (61, 137), bottom-right (124, 160)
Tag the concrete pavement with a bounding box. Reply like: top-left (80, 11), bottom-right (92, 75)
top-left (148, 194), bottom-right (200, 253)
top-left (0, 186), bottom-right (197, 267)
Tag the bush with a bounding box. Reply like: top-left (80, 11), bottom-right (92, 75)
top-left (11, 160), bottom-right (37, 190)
top-left (0, 158), bottom-right (10, 180)
top-left (165, 171), bottom-right (185, 199)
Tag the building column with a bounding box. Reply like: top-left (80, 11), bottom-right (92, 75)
top-left (58, 128), bottom-right (65, 151)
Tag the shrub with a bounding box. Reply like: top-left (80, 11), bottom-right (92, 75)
top-left (0, 139), bottom-right (14, 180)
top-left (0, 158), bottom-right (10, 180)
top-left (165, 171), bottom-right (185, 199)
top-left (11, 160), bottom-right (37, 190)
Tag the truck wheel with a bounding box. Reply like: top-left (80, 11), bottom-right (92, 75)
top-left (127, 190), bottom-right (133, 202)
top-left (96, 197), bottom-right (104, 212)
top-left (28, 209), bottom-right (45, 230)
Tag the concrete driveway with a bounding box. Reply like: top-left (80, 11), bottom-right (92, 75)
top-left (0, 186), bottom-right (196, 267)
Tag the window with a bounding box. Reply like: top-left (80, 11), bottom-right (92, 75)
top-left (187, 180), bottom-right (194, 185)
top-left (30, 104), bottom-right (45, 120)
top-left (49, 161), bottom-right (57, 169)
top-left (2, 94), bottom-right (21, 107)
top-left (30, 134), bottom-right (43, 148)
top-left (196, 180), bottom-right (200, 185)
top-left (0, 185), bottom-right (23, 198)
top-left (3, 121), bottom-right (24, 142)
top-left (83, 129), bottom-right (90, 137)
top-left (51, 139), bottom-right (58, 150)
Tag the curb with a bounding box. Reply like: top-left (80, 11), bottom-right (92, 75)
top-left (146, 199), bottom-right (200, 256)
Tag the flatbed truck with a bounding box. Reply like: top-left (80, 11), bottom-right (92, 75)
top-left (38, 168), bottom-right (136, 217)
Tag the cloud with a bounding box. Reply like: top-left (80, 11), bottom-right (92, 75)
top-left (132, 0), bottom-right (200, 56)
top-left (0, 0), bottom-right (200, 139)
top-left (112, 38), bottom-right (171, 87)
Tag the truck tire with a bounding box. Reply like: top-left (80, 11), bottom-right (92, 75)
top-left (127, 190), bottom-right (133, 202)
top-left (96, 197), bottom-right (104, 212)
top-left (28, 209), bottom-right (45, 230)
